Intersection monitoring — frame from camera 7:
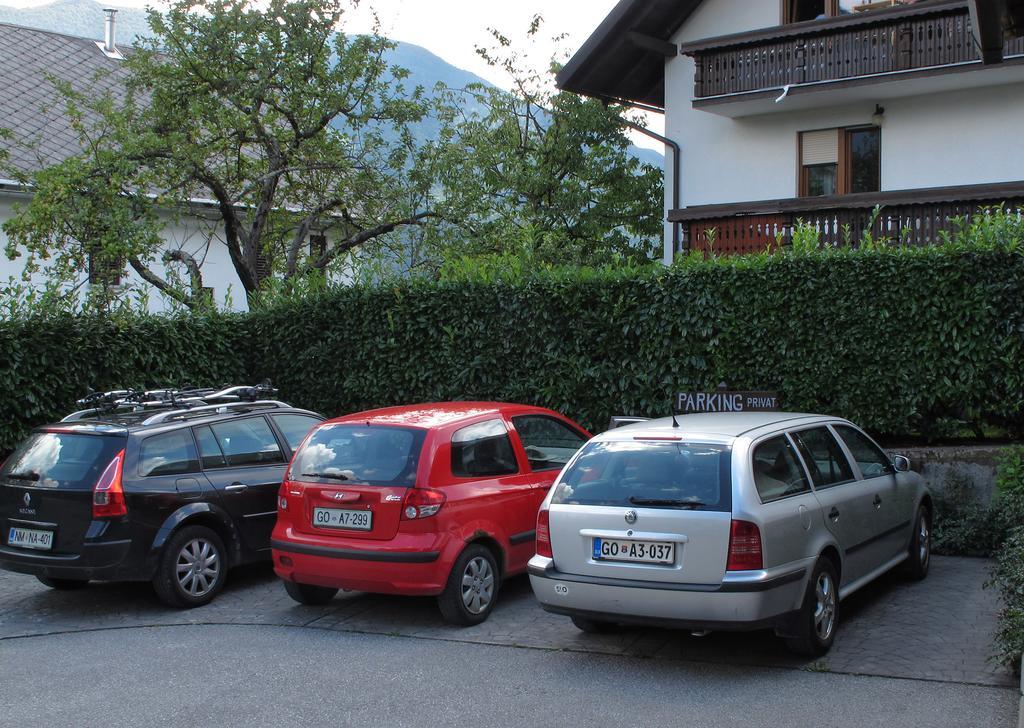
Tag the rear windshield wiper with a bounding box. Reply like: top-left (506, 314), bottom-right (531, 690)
top-left (6, 472), bottom-right (40, 482)
top-left (302, 472), bottom-right (350, 481)
top-left (629, 496), bottom-right (705, 509)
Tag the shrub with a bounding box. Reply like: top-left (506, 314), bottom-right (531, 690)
top-left (0, 311), bottom-right (247, 453)
top-left (989, 447), bottom-right (1024, 669)
top-left (247, 245), bottom-right (1024, 439)
top-left (933, 448), bottom-right (1024, 557)
top-left (991, 526), bottom-right (1024, 670)
top-left (3, 244), bottom-right (1024, 451)
top-left (932, 469), bottom-right (1000, 557)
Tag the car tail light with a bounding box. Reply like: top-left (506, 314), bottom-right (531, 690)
top-left (401, 488), bottom-right (446, 520)
top-left (536, 507), bottom-right (552, 558)
top-left (727, 519), bottom-right (762, 571)
top-left (92, 449), bottom-right (126, 519)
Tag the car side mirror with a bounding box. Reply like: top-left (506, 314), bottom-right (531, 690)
top-left (891, 455), bottom-right (911, 473)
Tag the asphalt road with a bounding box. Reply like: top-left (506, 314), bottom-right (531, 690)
top-left (0, 623), bottom-right (1016, 728)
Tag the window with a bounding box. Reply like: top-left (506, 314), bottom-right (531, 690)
top-left (194, 425), bottom-right (227, 469)
top-left (847, 127), bottom-right (880, 194)
top-left (786, 0), bottom-right (828, 23)
top-left (87, 249), bottom-right (123, 286)
top-left (800, 129), bottom-right (838, 196)
top-left (1, 432), bottom-right (123, 489)
top-left (292, 424), bottom-right (425, 486)
top-left (309, 234), bottom-right (327, 261)
top-left (551, 440), bottom-right (732, 512)
top-left (512, 415), bottom-right (588, 471)
top-left (451, 419), bottom-right (518, 478)
top-left (208, 417), bottom-right (284, 467)
top-left (785, 0), bottom-right (866, 23)
top-left (833, 425), bottom-right (893, 478)
top-left (752, 435), bottom-right (811, 502)
top-left (805, 164), bottom-right (837, 197)
top-left (799, 127), bottom-right (880, 197)
top-left (139, 431), bottom-right (199, 477)
top-left (271, 414), bottom-right (322, 451)
top-left (791, 427), bottom-right (854, 488)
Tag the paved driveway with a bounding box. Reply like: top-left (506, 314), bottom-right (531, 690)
top-left (0, 556), bottom-right (1014, 687)
top-left (1, 624), bottom-right (1016, 728)
top-left (0, 555), bottom-right (1019, 727)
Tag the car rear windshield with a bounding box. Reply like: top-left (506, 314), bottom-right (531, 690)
top-left (291, 424), bottom-right (426, 487)
top-left (551, 440), bottom-right (732, 512)
top-left (0, 431), bottom-right (124, 490)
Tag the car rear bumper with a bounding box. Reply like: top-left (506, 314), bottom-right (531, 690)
top-left (527, 556), bottom-right (810, 631)
top-left (0, 538), bottom-right (137, 581)
top-left (271, 530), bottom-right (454, 596)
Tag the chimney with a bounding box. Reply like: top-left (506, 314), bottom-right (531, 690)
top-left (103, 8), bottom-right (117, 52)
top-left (95, 8), bottom-right (125, 59)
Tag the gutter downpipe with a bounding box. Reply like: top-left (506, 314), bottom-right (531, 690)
top-left (617, 114), bottom-right (682, 257)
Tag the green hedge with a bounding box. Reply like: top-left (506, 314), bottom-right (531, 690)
top-left (247, 247), bottom-right (1024, 438)
top-left (989, 447), bottom-right (1024, 669)
top-left (2, 246), bottom-right (1023, 452)
top-left (0, 313), bottom-right (248, 452)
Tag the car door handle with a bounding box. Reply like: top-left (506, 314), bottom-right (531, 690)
top-left (828, 507), bottom-right (840, 521)
top-left (225, 483), bottom-right (248, 493)
top-left (872, 494), bottom-right (883, 507)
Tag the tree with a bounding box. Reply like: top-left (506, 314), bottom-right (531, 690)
top-left (3, 0), bottom-right (437, 309)
top-left (425, 17), bottom-right (663, 270)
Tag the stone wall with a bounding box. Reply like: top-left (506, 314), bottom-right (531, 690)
top-left (886, 445), bottom-right (1015, 504)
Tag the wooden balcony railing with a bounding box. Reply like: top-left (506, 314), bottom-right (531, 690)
top-left (667, 182), bottom-right (1024, 256)
top-left (681, 0), bottom-right (1024, 100)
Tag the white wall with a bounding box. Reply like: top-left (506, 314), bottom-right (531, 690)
top-left (0, 196), bottom-right (249, 312)
top-left (661, 0), bottom-right (1024, 262)
top-left (662, 0), bottom-right (781, 258)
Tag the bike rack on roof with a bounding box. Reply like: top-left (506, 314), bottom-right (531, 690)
top-left (140, 400), bottom-right (292, 426)
top-left (61, 383), bottom-right (282, 423)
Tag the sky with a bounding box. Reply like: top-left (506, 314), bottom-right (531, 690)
top-left (5, 0), bottom-right (666, 151)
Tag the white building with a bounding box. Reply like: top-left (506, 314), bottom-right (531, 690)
top-left (0, 19), bottom-right (324, 312)
top-left (558, 0), bottom-right (1024, 260)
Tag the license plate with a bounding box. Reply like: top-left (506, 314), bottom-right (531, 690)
top-left (312, 507), bottom-right (373, 531)
top-left (8, 527), bottom-right (54, 551)
top-left (593, 537), bottom-right (674, 564)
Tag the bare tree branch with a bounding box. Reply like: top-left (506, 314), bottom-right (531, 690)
top-left (296, 211), bottom-right (438, 277)
top-left (127, 256), bottom-right (197, 309)
top-left (163, 249), bottom-right (204, 298)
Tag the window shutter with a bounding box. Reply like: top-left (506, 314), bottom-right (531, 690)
top-left (801, 129), bottom-right (839, 165)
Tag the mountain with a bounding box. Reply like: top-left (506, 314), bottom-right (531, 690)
top-left (0, 0), bottom-right (663, 167)
top-left (0, 0), bottom-right (152, 42)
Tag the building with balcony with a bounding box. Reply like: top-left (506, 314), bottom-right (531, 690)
top-left (558, 0), bottom-right (1024, 259)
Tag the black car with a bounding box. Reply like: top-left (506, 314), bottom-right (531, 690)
top-left (0, 385), bottom-right (323, 607)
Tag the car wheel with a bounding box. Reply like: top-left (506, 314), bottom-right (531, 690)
top-left (36, 576), bottom-right (89, 590)
top-left (283, 580), bottom-right (338, 605)
top-left (784, 558), bottom-right (839, 656)
top-left (903, 504), bottom-right (931, 581)
top-left (437, 544), bottom-right (500, 626)
top-left (570, 616), bottom-right (617, 634)
top-left (152, 525), bottom-right (227, 609)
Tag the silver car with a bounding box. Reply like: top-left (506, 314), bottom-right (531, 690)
top-left (529, 412), bottom-right (931, 655)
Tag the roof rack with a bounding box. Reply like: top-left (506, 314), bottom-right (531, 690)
top-left (140, 400), bottom-right (292, 426)
top-left (61, 383), bottom-right (282, 423)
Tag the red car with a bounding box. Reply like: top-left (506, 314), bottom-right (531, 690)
top-left (271, 402), bottom-right (590, 624)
